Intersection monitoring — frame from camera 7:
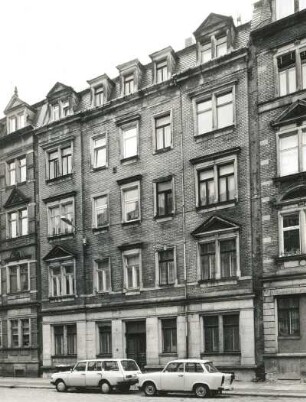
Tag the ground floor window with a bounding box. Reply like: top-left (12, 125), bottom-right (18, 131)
top-left (97, 322), bottom-right (112, 356)
top-left (278, 297), bottom-right (300, 336)
top-left (161, 318), bottom-right (177, 353)
top-left (53, 324), bottom-right (77, 356)
top-left (203, 313), bottom-right (240, 353)
top-left (9, 318), bottom-right (30, 347)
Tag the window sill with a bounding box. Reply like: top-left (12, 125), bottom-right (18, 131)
top-left (275, 254), bottom-right (306, 263)
top-left (51, 354), bottom-right (77, 358)
top-left (124, 289), bottom-right (141, 295)
top-left (154, 213), bottom-right (174, 222)
top-left (7, 290), bottom-right (30, 296)
top-left (96, 353), bottom-right (112, 358)
top-left (153, 146), bottom-right (172, 155)
top-left (195, 124), bottom-right (235, 140)
top-left (49, 295), bottom-right (75, 302)
top-left (91, 165), bottom-right (108, 172)
top-left (122, 220), bottom-right (141, 227)
top-left (120, 155), bottom-right (139, 164)
top-left (47, 233), bottom-right (74, 240)
top-left (92, 226), bottom-right (109, 233)
top-left (278, 336), bottom-right (300, 340)
top-left (6, 181), bottom-right (27, 189)
top-left (198, 277), bottom-right (238, 286)
top-left (196, 199), bottom-right (237, 212)
top-left (6, 234), bottom-right (31, 241)
top-left (201, 352), bottom-right (241, 357)
top-left (46, 173), bottom-right (73, 184)
top-left (273, 171), bottom-right (306, 183)
top-left (159, 353), bottom-right (178, 357)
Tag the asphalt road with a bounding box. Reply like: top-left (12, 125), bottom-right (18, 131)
top-left (0, 388), bottom-right (301, 402)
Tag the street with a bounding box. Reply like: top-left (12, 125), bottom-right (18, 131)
top-left (0, 388), bottom-right (301, 402)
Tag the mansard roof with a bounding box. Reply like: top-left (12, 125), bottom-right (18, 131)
top-left (4, 188), bottom-right (30, 209)
top-left (191, 215), bottom-right (239, 237)
top-left (193, 13), bottom-right (235, 40)
top-left (43, 245), bottom-right (75, 261)
top-left (272, 100), bottom-right (306, 127)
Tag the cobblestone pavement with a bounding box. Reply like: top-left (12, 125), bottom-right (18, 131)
top-left (0, 388), bottom-right (301, 402)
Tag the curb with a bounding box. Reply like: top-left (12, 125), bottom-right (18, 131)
top-left (226, 391), bottom-right (306, 399)
top-left (0, 384), bottom-right (52, 389)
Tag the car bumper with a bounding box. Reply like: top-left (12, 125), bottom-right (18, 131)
top-left (219, 386), bottom-right (234, 391)
top-left (117, 379), bottom-right (139, 386)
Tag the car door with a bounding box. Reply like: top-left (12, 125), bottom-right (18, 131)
top-left (160, 362), bottom-right (185, 391)
top-left (85, 361), bottom-right (103, 387)
top-left (68, 361), bottom-right (87, 387)
top-left (102, 360), bottom-right (121, 386)
top-left (184, 362), bottom-right (205, 391)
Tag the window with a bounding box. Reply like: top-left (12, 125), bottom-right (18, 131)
top-left (47, 197), bottom-right (74, 236)
top-left (196, 90), bottom-right (234, 135)
top-left (49, 260), bottom-right (75, 297)
top-left (199, 35), bottom-right (228, 63)
top-left (7, 157), bottom-right (26, 186)
top-left (216, 36), bottom-right (227, 58)
top-left (279, 210), bottom-right (306, 256)
top-left (277, 47), bottom-right (306, 95)
top-left (94, 85), bottom-right (104, 106)
top-left (276, 0), bottom-right (306, 20)
top-left (121, 183), bottom-right (140, 223)
top-left (121, 124), bottom-right (138, 159)
top-left (10, 319), bottom-right (30, 347)
top-left (62, 100), bottom-right (70, 117)
top-left (8, 208), bottom-right (28, 238)
top-left (9, 116), bottom-right (17, 133)
top-left (92, 135), bottom-right (107, 168)
top-left (278, 127), bottom-right (306, 176)
top-left (47, 144), bottom-right (72, 179)
top-left (203, 314), bottom-right (240, 353)
top-left (155, 114), bottom-right (172, 151)
top-left (7, 263), bottom-right (29, 293)
top-left (185, 363), bottom-right (204, 373)
top-left (278, 297), bottom-right (300, 336)
top-left (162, 318), bottom-right (177, 353)
top-left (199, 236), bottom-right (238, 280)
top-left (95, 259), bottom-right (111, 292)
top-left (123, 250), bottom-right (141, 290)
top-left (200, 42), bottom-right (212, 63)
top-left (123, 74), bottom-right (134, 95)
top-left (54, 324), bottom-right (77, 355)
top-left (52, 100), bottom-right (71, 121)
top-left (155, 178), bottom-right (174, 217)
top-left (196, 159), bottom-right (236, 207)
top-left (93, 195), bottom-right (109, 228)
top-left (98, 322), bottom-right (112, 356)
top-left (156, 59), bottom-right (168, 83)
top-left (158, 248), bottom-right (175, 285)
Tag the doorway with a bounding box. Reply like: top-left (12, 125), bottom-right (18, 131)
top-left (126, 320), bottom-right (146, 370)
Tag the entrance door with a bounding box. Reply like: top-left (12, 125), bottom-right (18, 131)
top-left (126, 321), bottom-right (146, 370)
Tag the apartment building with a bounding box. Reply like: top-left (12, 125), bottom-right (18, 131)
top-left (0, 89), bottom-right (40, 376)
top-left (250, 0), bottom-right (306, 380)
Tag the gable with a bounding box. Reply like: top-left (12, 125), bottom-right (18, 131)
top-left (194, 13), bottom-right (234, 39)
top-left (47, 82), bottom-right (74, 99)
top-left (4, 188), bottom-right (30, 209)
top-left (192, 215), bottom-right (239, 237)
top-left (272, 100), bottom-right (306, 127)
top-left (4, 94), bottom-right (33, 115)
top-left (43, 246), bottom-right (74, 261)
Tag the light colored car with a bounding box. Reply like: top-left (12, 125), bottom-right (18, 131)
top-left (50, 358), bottom-right (141, 393)
top-left (138, 359), bottom-right (234, 398)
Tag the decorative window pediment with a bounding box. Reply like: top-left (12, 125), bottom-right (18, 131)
top-left (272, 100), bottom-right (306, 127)
top-left (281, 186), bottom-right (306, 202)
top-left (4, 188), bottom-right (30, 209)
top-left (43, 245), bottom-right (74, 261)
top-left (4, 88), bottom-right (35, 134)
top-left (192, 215), bottom-right (239, 237)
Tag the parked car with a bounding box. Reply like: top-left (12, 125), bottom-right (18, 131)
top-left (138, 359), bottom-right (234, 398)
top-left (50, 358), bottom-right (141, 393)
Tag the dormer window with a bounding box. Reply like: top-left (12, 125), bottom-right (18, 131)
top-left (8, 113), bottom-right (26, 134)
top-left (52, 100), bottom-right (71, 121)
top-left (199, 35), bottom-right (228, 64)
top-left (156, 59), bottom-right (168, 83)
top-left (62, 100), bottom-right (70, 117)
top-left (150, 47), bottom-right (176, 85)
top-left (94, 85), bottom-right (104, 106)
top-left (276, 0), bottom-right (306, 20)
top-left (53, 104), bottom-right (60, 121)
top-left (201, 43), bottom-right (212, 63)
top-left (9, 116), bottom-right (17, 133)
top-left (87, 74), bottom-right (114, 108)
top-left (216, 36), bottom-right (227, 58)
top-left (124, 74), bottom-right (135, 95)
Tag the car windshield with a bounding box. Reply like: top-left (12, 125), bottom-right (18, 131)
top-left (121, 360), bottom-right (139, 371)
top-left (204, 362), bottom-right (219, 373)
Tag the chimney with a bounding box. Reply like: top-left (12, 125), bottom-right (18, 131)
top-left (185, 37), bottom-right (194, 48)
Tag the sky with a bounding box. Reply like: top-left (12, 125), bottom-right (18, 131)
top-left (0, 0), bottom-right (254, 117)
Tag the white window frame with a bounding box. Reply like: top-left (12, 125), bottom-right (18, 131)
top-left (120, 181), bottom-right (141, 223)
top-left (6, 261), bottom-right (30, 293)
top-left (120, 122), bottom-right (139, 160)
top-left (155, 247), bottom-right (177, 287)
top-left (7, 156), bottom-right (27, 186)
top-left (92, 193), bottom-right (109, 228)
top-left (122, 248), bottom-right (142, 291)
top-left (91, 133), bottom-right (108, 169)
top-left (155, 59), bottom-right (169, 83)
top-left (194, 87), bottom-right (235, 136)
top-left (7, 207), bottom-right (28, 238)
top-left (275, 0), bottom-right (306, 20)
top-left (94, 85), bottom-right (104, 107)
top-left (8, 318), bottom-right (31, 348)
top-left (197, 231), bottom-right (240, 281)
top-left (52, 99), bottom-right (71, 121)
top-left (47, 196), bottom-right (75, 237)
top-left (52, 323), bottom-right (77, 356)
top-left (123, 73), bottom-right (135, 96)
top-left (194, 154), bottom-right (238, 208)
top-left (94, 258), bottom-right (111, 293)
top-left (48, 258), bottom-right (76, 297)
top-left (199, 34), bottom-right (229, 64)
top-left (46, 141), bottom-right (73, 180)
top-left (278, 207), bottom-right (306, 256)
top-left (153, 111), bottom-right (173, 152)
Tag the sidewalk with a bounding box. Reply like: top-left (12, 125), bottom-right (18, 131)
top-left (0, 376), bottom-right (306, 398)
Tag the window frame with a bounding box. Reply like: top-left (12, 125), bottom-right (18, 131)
top-left (120, 181), bottom-right (141, 223)
top-left (47, 196), bottom-right (75, 237)
top-left (51, 99), bottom-right (71, 121)
top-left (122, 248), bottom-right (142, 291)
top-left (120, 121), bottom-right (139, 161)
top-left (155, 247), bottom-right (177, 287)
top-left (153, 111), bottom-right (173, 153)
top-left (161, 318), bottom-right (177, 354)
top-left (6, 261), bottom-right (30, 294)
top-left (92, 193), bottom-right (109, 229)
top-left (155, 58), bottom-right (169, 83)
top-left (194, 87), bottom-right (235, 136)
top-left (8, 318), bottom-right (31, 348)
top-left (91, 133), bottom-right (108, 169)
top-left (53, 323), bottom-right (77, 356)
top-left (46, 142), bottom-right (73, 180)
top-left (123, 73), bottom-right (135, 96)
top-left (97, 322), bottom-right (112, 357)
top-left (198, 33), bottom-right (229, 64)
top-left (94, 85), bottom-right (104, 107)
top-left (94, 258), bottom-right (111, 293)
top-left (48, 258), bottom-right (76, 298)
top-left (278, 207), bottom-right (306, 257)
top-left (7, 156), bottom-right (27, 186)
top-left (278, 296), bottom-right (300, 337)
top-left (153, 176), bottom-right (175, 218)
top-left (275, 0), bottom-right (306, 20)
top-left (7, 207), bottom-right (28, 238)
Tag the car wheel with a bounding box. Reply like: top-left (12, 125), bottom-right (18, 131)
top-left (56, 380), bottom-right (67, 392)
top-left (194, 384), bottom-right (210, 398)
top-left (143, 381), bottom-right (157, 396)
top-left (100, 381), bottom-right (112, 394)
